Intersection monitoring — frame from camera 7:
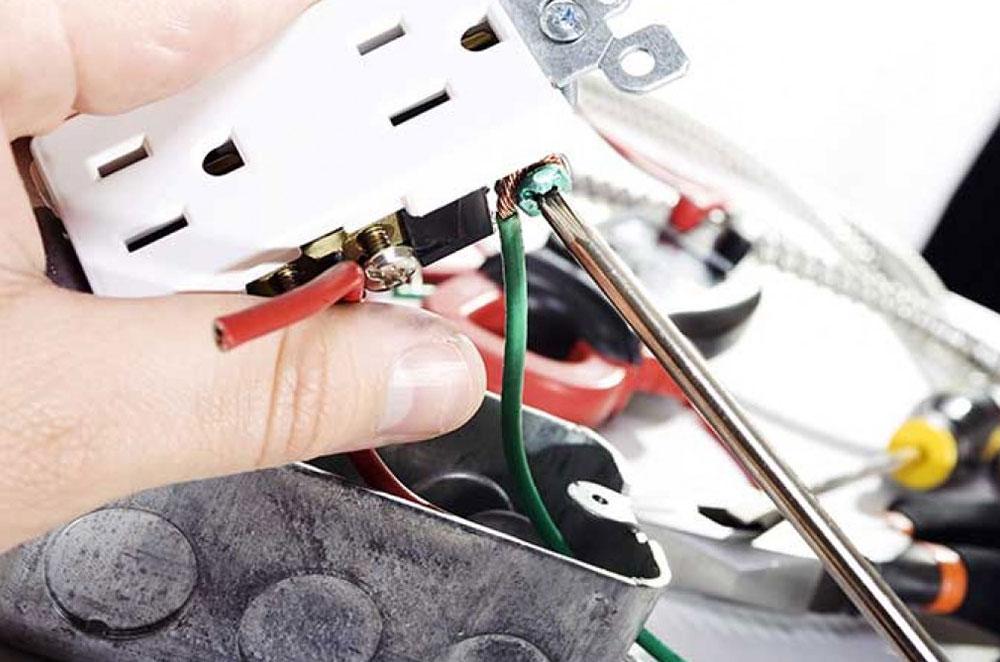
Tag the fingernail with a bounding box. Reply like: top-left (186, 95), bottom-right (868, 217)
top-left (378, 336), bottom-right (483, 442)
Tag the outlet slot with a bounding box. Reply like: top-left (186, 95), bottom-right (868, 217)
top-left (390, 89), bottom-right (451, 127)
top-left (461, 18), bottom-right (501, 52)
top-left (358, 23), bottom-right (405, 55)
top-left (202, 138), bottom-right (245, 176)
top-left (126, 215), bottom-right (189, 253)
top-left (96, 137), bottom-right (150, 179)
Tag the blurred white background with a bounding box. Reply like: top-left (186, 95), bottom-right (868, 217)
top-left (612, 0), bottom-right (1000, 247)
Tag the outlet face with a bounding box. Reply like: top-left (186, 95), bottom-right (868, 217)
top-left (31, 0), bottom-right (576, 296)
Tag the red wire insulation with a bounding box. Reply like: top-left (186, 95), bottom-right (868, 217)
top-left (598, 130), bottom-right (715, 198)
top-left (598, 130), bottom-right (728, 233)
top-left (214, 261), bottom-right (366, 351)
top-left (346, 450), bottom-right (437, 509)
top-left (212, 261), bottom-right (433, 508)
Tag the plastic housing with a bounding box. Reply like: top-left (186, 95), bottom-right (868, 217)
top-left (30, 0), bottom-right (574, 296)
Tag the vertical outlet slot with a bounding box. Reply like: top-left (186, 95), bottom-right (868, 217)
top-left (96, 137), bottom-right (150, 179)
top-left (461, 18), bottom-right (501, 52)
top-left (126, 215), bottom-right (189, 253)
top-left (358, 22), bottom-right (405, 55)
top-left (390, 90), bottom-right (451, 127)
top-left (202, 138), bottom-right (245, 176)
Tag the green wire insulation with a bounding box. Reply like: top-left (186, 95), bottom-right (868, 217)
top-left (499, 213), bottom-right (573, 556)
top-left (636, 628), bottom-right (688, 662)
top-left (497, 211), bottom-right (689, 662)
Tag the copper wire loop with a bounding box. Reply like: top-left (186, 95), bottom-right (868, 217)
top-left (494, 154), bottom-right (567, 220)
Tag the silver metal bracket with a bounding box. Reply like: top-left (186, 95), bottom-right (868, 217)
top-left (500, 0), bottom-right (689, 93)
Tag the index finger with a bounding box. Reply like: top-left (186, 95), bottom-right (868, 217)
top-left (0, 0), bottom-right (316, 138)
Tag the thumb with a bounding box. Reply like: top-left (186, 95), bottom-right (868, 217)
top-left (0, 285), bottom-right (485, 549)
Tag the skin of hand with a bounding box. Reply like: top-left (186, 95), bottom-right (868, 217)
top-left (0, 0), bottom-right (486, 552)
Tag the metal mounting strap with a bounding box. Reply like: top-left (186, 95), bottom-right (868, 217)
top-left (501, 0), bottom-right (688, 93)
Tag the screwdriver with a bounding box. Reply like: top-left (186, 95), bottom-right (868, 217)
top-left (538, 186), bottom-right (946, 661)
top-left (653, 517), bottom-right (1000, 636)
top-left (885, 493), bottom-right (1000, 550)
top-left (701, 388), bottom-right (1000, 531)
top-left (810, 541), bottom-right (1000, 636)
top-left (876, 542), bottom-right (1000, 636)
top-left (889, 389), bottom-right (1000, 491)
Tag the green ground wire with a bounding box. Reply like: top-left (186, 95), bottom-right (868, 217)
top-left (499, 213), bottom-right (573, 556)
top-left (497, 211), bottom-right (688, 662)
top-left (636, 628), bottom-right (688, 662)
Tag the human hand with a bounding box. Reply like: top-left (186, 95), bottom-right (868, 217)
top-left (0, 0), bottom-right (486, 552)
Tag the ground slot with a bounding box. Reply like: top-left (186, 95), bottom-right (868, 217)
top-left (202, 139), bottom-right (245, 176)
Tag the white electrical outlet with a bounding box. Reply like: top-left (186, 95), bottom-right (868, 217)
top-left (31, 0), bottom-right (686, 297)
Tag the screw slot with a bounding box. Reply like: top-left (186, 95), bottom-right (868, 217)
top-left (539, 1), bottom-right (590, 44)
top-left (355, 224), bottom-right (420, 291)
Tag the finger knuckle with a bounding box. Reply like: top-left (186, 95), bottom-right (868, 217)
top-left (259, 321), bottom-right (348, 465)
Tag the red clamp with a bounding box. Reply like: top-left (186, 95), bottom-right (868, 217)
top-left (669, 194), bottom-right (727, 234)
top-left (424, 271), bottom-right (682, 428)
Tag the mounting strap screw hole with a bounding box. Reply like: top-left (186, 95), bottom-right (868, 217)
top-left (620, 47), bottom-right (656, 77)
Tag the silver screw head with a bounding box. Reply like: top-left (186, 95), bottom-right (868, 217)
top-left (364, 245), bottom-right (421, 291)
top-left (539, 1), bottom-right (590, 43)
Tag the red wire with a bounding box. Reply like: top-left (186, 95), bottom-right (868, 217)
top-left (213, 261), bottom-right (434, 507)
top-left (346, 450), bottom-right (437, 509)
top-left (597, 129), bottom-right (721, 204)
top-left (214, 261), bottom-right (366, 351)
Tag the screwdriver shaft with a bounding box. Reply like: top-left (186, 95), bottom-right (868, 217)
top-left (539, 191), bottom-right (947, 662)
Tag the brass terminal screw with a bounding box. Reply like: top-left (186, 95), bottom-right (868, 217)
top-left (355, 224), bottom-right (420, 292)
top-left (356, 225), bottom-right (393, 257)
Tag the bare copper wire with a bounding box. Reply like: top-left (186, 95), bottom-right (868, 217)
top-left (494, 154), bottom-right (568, 220)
